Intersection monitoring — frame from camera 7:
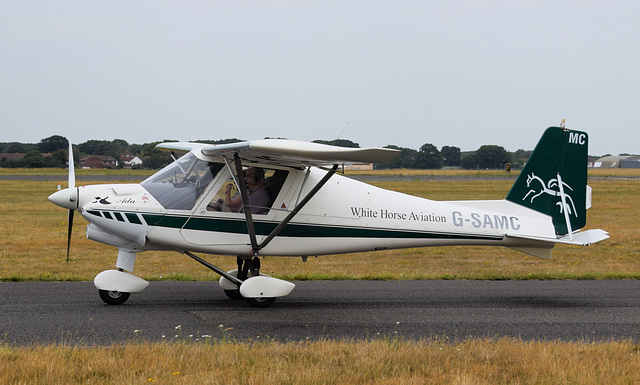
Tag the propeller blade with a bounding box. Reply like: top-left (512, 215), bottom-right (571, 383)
top-left (66, 141), bottom-right (75, 263)
top-left (67, 209), bottom-right (74, 263)
top-left (68, 142), bottom-right (75, 189)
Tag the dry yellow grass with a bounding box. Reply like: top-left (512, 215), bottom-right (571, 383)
top-left (0, 173), bottom-right (638, 281)
top-left (1, 338), bottom-right (639, 384)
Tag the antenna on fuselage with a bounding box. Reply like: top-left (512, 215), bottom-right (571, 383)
top-left (336, 122), bottom-right (349, 140)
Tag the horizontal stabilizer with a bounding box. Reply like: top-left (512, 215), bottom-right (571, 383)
top-left (555, 229), bottom-right (610, 246)
top-left (506, 228), bottom-right (608, 258)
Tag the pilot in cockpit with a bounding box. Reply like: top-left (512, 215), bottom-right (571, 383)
top-left (208, 167), bottom-right (270, 214)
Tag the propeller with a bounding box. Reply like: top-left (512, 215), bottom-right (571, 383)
top-left (48, 142), bottom-right (79, 263)
top-left (66, 142), bottom-right (76, 263)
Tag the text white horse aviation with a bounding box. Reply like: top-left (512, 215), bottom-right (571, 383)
top-left (49, 126), bottom-right (608, 307)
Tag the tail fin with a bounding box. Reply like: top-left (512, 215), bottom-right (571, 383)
top-left (506, 126), bottom-right (588, 236)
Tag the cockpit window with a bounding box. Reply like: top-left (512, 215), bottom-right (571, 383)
top-left (206, 167), bottom-right (288, 215)
top-left (142, 153), bottom-right (224, 210)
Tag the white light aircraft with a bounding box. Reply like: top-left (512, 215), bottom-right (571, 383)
top-left (49, 126), bottom-right (608, 307)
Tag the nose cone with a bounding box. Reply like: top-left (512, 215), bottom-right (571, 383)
top-left (48, 188), bottom-right (78, 210)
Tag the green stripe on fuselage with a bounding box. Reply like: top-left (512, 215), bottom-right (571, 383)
top-left (141, 213), bottom-right (500, 241)
top-left (141, 214), bottom-right (188, 228)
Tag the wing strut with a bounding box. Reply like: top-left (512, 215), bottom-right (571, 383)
top-left (233, 153), bottom-right (259, 252)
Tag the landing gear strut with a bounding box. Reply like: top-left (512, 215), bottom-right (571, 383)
top-left (184, 251), bottom-right (294, 308)
top-left (238, 256), bottom-right (260, 280)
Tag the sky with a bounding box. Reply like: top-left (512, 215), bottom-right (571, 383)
top-left (1, 0), bottom-right (639, 156)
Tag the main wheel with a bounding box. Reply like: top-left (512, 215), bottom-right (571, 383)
top-left (224, 289), bottom-right (244, 300)
top-left (246, 297), bottom-right (276, 308)
top-left (99, 289), bottom-right (131, 305)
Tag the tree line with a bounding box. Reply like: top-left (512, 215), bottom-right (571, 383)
top-left (1, 135), bottom-right (532, 170)
top-left (314, 139), bottom-right (531, 170)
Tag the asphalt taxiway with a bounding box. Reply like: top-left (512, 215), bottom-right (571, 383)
top-left (1, 280), bottom-right (639, 345)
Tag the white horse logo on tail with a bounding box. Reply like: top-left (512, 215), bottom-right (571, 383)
top-left (523, 173), bottom-right (578, 217)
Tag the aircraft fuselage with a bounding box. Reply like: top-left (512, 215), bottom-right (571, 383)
top-left (66, 166), bottom-right (555, 258)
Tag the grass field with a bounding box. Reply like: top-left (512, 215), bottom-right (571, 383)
top-left (0, 169), bottom-right (638, 282)
top-left (2, 338), bottom-right (640, 385)
top-left (1, 168), bottom-right (639, 384)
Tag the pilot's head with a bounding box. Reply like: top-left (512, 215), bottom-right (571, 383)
top-left (244, 167), bottom-right (264, 189)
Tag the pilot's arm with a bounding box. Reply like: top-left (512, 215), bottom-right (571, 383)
top-left (224, 184), bottom-right (242, 211)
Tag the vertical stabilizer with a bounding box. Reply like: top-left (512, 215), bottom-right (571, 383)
top-left (506, 127), bottom-right (588, 235)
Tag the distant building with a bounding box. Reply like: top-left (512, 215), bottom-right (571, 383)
top-left (343, 163), bottom-right (374, 171)
top-left (80, 155), bottom-right (117, 169)
top-left (120, 153), bottom-right (143, 169)
top-left (592, 155), bottom-right (640, 169)
top-left (0, 153), bottom-right (26, 161)
top-left (621, 156), bottom-right (640, 168)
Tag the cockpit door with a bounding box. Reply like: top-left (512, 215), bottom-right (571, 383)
top-left (179, 166), bottom-right (295, 248)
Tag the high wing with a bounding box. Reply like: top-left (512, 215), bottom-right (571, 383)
top-left (157, 139), bottom-right (400, 167)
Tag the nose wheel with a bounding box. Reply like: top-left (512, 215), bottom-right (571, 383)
top-left (94, 269), bottom-right (148, 305)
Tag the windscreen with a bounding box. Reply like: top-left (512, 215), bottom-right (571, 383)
top-left (142, 153), bottom-right (224, 210)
